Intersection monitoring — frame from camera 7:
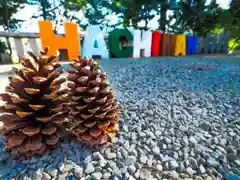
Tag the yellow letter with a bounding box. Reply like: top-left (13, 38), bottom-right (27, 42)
top-left (38, 21), bottom-right (80, 61)
top-left (174, 35), bottom-right (186, 56)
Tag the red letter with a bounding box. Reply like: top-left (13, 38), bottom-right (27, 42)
top-left (151, 32), bottom-right (161, 57)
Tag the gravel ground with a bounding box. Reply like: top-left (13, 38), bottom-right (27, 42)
top-left (0, 58), bottom-right (240, 180)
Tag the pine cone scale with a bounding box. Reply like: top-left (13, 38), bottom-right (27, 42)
top-left (51, 115), bottom-right (67, 124)
top-left (28, 104), bottom-right (45, 110)
top-left (7, 132), bottom-right (26, 148)
top-left (32, 77), bottom-right (47, 84)
top-left (36, 117), bottom-right (52, 123)
top-left (97, 119), bottom-right (110, 129)
top-left (11, 97), bottom-right (28, 104)
top-left (75, 124), bottom-right (87, 133)
top-left (90, 126), bottom-right (102, 137)
top-left (0, 114), bottom-right (22, 122)
top-left (22, 126), bottom-right (40, 136)
top-left (41, 125), bottom-right (57, 135)
top-left (10, 76), bottom-right (25, 84)
top-left (84, 120), bottom-right (97, 127)
top-left (16, 111), bottom-right (33, 118)
top-left (45, 134), bottom-right (59, 145)
top-left (25, 135), bottom-right (42, 151)
top-left (24, 88), bottom-right (41, 95)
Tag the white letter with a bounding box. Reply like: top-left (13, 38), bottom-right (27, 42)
top-left (133, 30), bottom-right (152, 58)
top-left (82, 25), bottom-right (109, 59)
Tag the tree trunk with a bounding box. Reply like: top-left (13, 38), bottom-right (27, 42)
top-left (145, 19), bottom-right (148, 30)
top-left (159, 4), bottom-right (167, 33)
top-left (186, 0), bottom-right (191, 6)
top-left (3, 0), bottom-right (12, 56)
top-left (40, 0), bottom-right (47, 20)
top-left (198, 0), bottom-right (204, 11)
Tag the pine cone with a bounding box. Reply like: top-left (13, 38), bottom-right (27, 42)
top-left (0, 47), bottom-right (68, 156)
top-left (66, 58), bottom-right (120, 145)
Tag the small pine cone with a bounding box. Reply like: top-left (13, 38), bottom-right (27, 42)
top-left (66, 58), bottom-right (120, 145)
top-left (0, 47), bottom-right (69, 156)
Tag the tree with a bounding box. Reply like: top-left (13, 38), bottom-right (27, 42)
top-left (158, 2), bottom-right (168, 32)
top-left (75, 0), bottom-right (114, 30)
top-left (29, 0), bottom-right (68, 32)
top-left (229, 0), bottom-right (240, 16)
top-left (0, 0), bottom-right (25, 55)
top-left (30, 0), bottom-right (118, 32)
top-left (64, 0), bottom-right (123, 32)
top-left (168, 0), bottom-right (223, 36)
top-left (221, 0), bottom-right (240, 41)
top-left (112, 0), bottom-right (169, 31)
top-left (218, 0), bottom-right (240, 52)
top-left (0, 0), bottom-right (25, 31)
top-left (116, 1), bottom-right (155, 30)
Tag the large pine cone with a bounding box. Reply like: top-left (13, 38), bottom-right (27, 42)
top-left (66, 58), bottom-right (120, 145)
top-left (0, 47), bottom-right (68, 156)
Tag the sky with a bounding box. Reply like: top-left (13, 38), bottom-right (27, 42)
top-left (12, 0), bottom-right (231, 33)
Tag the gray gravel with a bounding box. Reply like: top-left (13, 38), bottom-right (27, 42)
top-left (0, 58), bottom-right (240, 180)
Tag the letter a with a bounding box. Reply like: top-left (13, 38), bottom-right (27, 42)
top-left (38, 21), bottom-right (80, 61)
top-left (174, 35), bottom-right (186, 56)
top-left (82, 26), bottom-right (109, 59)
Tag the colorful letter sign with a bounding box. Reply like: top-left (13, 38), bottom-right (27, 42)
top-left (37, 21), bottom-right (231, 61)
top-left (38, 21), bottom-right (80, 61)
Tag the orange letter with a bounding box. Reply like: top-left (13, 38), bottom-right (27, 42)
top-left (38, 21), bottom-right (80, 61)
top-left (174, 35), bottom-right (186, 56)
top-left (161, 34), bottom-right (177, 56)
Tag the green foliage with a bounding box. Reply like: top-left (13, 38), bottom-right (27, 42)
top-left (111, 0), bottom-right (208, 32)
top-left (33, 0), bottom-right (119, 32)
top-left (65, 0), bottom-right (86, 10)
top-left (169, 1), bottom-right (223, 36)
top-left (78, 0), bottom-right (112, 28)
top-left (112, 0), bottom-right (166, 30)
top-left (229, 39), bottom-right (240, 53)
top-left (215, 0), bottom-right (240, 52)
top-left (211, 27), bottom-right (240, 53)
top-left (219, 1), bottom-right (240, 41)
top-left (0, 0), bottom-right (25, 31)
top-left (64, 0), bottom-right (123, 31)
top-left (30, 0), bottom-right (67, 32)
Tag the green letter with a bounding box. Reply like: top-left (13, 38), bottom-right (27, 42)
top-left (108, 29), bottom-right (133, 58)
